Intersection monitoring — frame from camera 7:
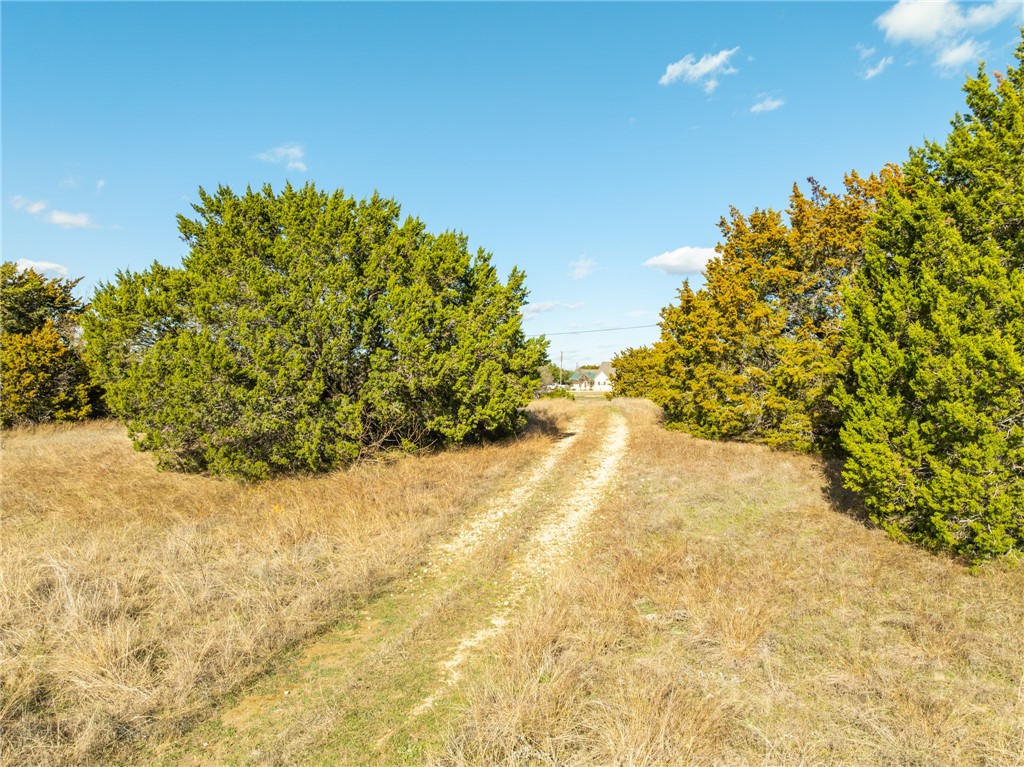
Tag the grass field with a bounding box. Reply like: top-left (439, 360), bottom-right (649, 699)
top-left (0, 404), bottom-right (573, 766)
top-left (436, 400), bottom-right (1024, 766)
top-left (2, 399), bottom-right (1022, 766)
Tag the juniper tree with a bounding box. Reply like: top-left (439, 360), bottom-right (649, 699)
top-left (84, 184), bottom-right (545, 478)
top-left (0, 262), bottom-right (91, 426)
top-left (655, 171), bottom-right (893, 451)
top-left (839, 39), bottom-right (1024, 562)
top-left (610, 345), bottom-right (665, 399)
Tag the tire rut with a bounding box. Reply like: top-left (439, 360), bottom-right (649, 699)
top-left (413, 410), bottom-right (629, 715)
top-left (420, 416), bottom-right (584, 577)
top-left (164, 405), bottom-right (628, 766)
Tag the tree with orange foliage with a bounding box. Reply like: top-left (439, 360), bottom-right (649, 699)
top-left (656, 168), bottom-right (899, 451)
top-left (0, 262), bottom-right (91, 426)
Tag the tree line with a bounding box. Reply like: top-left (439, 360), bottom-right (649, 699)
top-left (2, 184), bottom-right (546, 479)
top-left (614, 38), bottom-right (1024, 563)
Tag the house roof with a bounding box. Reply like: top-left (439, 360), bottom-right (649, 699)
top-left (569, 362), bottom-right (615, 384)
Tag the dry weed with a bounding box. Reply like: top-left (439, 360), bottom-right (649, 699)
top-left (0, 406), bottom-right (573, 767)
top-left (435, 398), bottom-right (1024, 767)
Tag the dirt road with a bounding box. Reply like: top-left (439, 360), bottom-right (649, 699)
top-left (152, 401), bottom-right (630, 766)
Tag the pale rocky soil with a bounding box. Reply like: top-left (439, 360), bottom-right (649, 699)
top-left (416, 411), bottom-right (629, 714)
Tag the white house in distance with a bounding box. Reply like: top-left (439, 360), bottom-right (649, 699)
top-left (568, 361), bottom-right (615, 392)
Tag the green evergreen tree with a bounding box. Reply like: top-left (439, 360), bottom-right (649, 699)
top-left (0, 262), bottom-right (91, 426)
top-left (655, 171), bottom-right (893, 450)
top-left (838, 39), bottom-right (1024, 562)
top-left (610, 345), bottom-right (664, 399)
top-left (83, 184), bottom-right (546, 478)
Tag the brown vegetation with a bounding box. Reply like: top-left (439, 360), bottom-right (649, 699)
top-left (437, 399), bottom-right (1024, 766)
top-left (0, 404), bottom-right (572, 767)
top-left (4, 399), bottom-right (1023, 766)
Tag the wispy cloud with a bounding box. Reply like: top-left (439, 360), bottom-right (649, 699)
top-left (856, 43), bottom-right (877, 60)
top-left (568, 256), bottom-right (597, 280)
top-left (936, 39), bottom-right (984, 69)
top-left (877, 0), bottom-right (1016, 44)
top-left (863, 55), bottom-right (895, 79)
top-left (659, 47), bottom-right (740, 94)
top-left (257, 143), bottom-right (308, 172)
top-left (10, 195), bottom-right (48, 214)
top-left (96, 179), bottom-right (106, 192)
top-left (751, 96), bottom-right (785, 113)
top-left (11, 195), bottom-right (96, 228)
top-left (875, 0), bottom-right (1018, 71)
top-left (46, 210), bottom-right (95, 228)
top-left (59, 175), bottom-right (83, 189)
top-left (523, 300), bottom-right (584, 320)
top-left (643, 246), bottom-right (717, 274)
top-left (15, 258), bottom-right (69, 276)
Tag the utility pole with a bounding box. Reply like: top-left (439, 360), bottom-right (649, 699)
top-left (559, 351), bottom-right (563, 387)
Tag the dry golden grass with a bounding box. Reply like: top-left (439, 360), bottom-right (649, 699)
top-left (0, 404), bottom-right (574, 767)
top-left (435, 398), bottom-right (1024, 767)
top-left (5, 398), bottom-right (1023, 767)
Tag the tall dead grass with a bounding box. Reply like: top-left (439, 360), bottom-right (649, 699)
top-left (0, 403), bottom-right (574, 767)
top-left (436, 398), bottom-right (1024, 766)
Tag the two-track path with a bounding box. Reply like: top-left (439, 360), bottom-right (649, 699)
top-left (154, 402), bottom-right (629, 767)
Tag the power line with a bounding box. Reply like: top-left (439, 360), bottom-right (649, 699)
top-left (528, 323), bottom-right (658, 338)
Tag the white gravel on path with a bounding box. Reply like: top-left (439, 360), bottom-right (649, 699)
top-left (421, 418), bottom-right (583, 576)
top-left (413, 411), bottom-right (629, 715)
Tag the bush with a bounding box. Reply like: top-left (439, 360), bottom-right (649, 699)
top-left (540, 388), bottom-right (575, 401)
top-left (611, 345), bottom-right (665, 400)
top-left (83, 184), bottom-right (546, 479)
top-left (0, 262), bottom-right (90, 427)
top-left (651, 171), bottom-right (895, 452)
top-left (838, 41), bottom-right (1024, 562)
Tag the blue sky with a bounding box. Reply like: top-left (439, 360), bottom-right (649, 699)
top-left (3, 1), bottom-right (1022, 368)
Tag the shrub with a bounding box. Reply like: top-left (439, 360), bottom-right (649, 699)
top-left (838, 41), bottom-right (1024, 562)
top-left (83, 184), bottom-right (546, 478)
top-left (541, 388), bottom-right (575, 401)
top-left (0, 262), bottom-right (90, 427)
top-left (652, 171), bottom-right (895, 452)
top-left (610, 345), bottom-right (665, 400)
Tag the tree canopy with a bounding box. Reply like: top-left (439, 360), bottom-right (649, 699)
top-left (629, 31), bottom-right (1024, 563)
top-left (84, 184), bottom-right (546, 479)
top-left (838, 41), bottom-right (1024, 562)
top-left (0, 262), bottom-right (91, 427)
top-left (649, 169), bottom-right (896, 452)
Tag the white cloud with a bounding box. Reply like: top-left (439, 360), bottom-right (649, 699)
top-left (751, 96), bottom-right (785, 113)
top-left (568, 256), bottom-right (596, 280)
top-left (936, 39), bottom-right (984, 69)
top-left (877, 0), bottom-right (1017, 43)
top-left (10, 195), bottom-right (49, 214)
top-left (96, 179), bottom-right (106, 192)
top-left (59, 175), bottom-right (83, 189)
top-left (10, 196), bottom-right (95, 227)
top-left (659, 47), bottom-right (740, 93)
top-left (875, 1), bottom-right (1018, 69)
top-left (523, 300), bottom-right (584, 320)
top-left (877, 1), bottom-right (959, 44)
top-left (258, 143), bottom-right (308, 172)
top-left (856, 43), bottom-right (877, 60)
top-left (15, 258), bottom-right (69, 276)
top-left (964, 1), bottom-right (1022, 27)
top-left (46, 210), bottom-right (95, 228)
top-left (863, 55), bottom-right (895, 79)
top-left (643, 246), bottom-right (717, 274)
